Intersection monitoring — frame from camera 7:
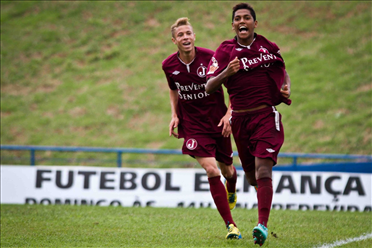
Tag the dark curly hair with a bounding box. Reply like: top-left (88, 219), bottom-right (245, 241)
top-left (232, 3), bottom-right (256, 22)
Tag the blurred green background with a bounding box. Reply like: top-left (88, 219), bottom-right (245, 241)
top-left (1, 1), bottom-right (371, 166)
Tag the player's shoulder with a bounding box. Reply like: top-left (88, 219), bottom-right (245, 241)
top-left (162, 52), bottom-right (178, 69)
top-left (196, 46), bottom-right (214, 56)
top-left (256, 34), bottom-right (279, 50)
top-left (220, 38), bottom-right (236, 47)
top-left (215, 38), bottom-right (236, 53)
top-left (195, 47), bottom-right (214, 62)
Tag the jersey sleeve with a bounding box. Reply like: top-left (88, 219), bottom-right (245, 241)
top-left (270, 40), bottom-right (284, 62)
top-left (162, 63), bottom-right (177, 91)
top-left (206, 42), bottom-right (232, 80)
top-left (165, 72), bottom-right (177, 90)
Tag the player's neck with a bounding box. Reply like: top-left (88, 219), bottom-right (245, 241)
top-left (237, 37), bottom-right (255, 47)
top-left (236, 33), bottom-right (256, 47)
top-left (178, 49), bottom-right (196, 64)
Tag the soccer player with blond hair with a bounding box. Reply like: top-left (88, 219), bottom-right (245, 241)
top-left (162, 17), bottom-right (241, 239)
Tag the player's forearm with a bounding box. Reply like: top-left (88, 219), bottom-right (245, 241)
top-left (226, 99), bottom-right (232, 116)
top-left (283, 70), bottom-right (291, 97)
top-left (169, 89), bottom-right (179, 117)
top-left (206, 72), bottom-right (228, 94)
top-left (283, 70), bottom-right (291, 90)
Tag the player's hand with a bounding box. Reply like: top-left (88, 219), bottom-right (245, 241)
top-left (280, 84), bottom-right (291, 98)
top-left (169, 117), bottom-right (179, 138)
top-left (218, 115), bottom-right (232, 138)
top-left (225, 57), bottom-right (240, 77)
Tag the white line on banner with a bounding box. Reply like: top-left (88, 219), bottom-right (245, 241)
top-left (315, 233), bottom-right (372, 248)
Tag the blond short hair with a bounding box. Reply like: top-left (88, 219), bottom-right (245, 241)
top-left (171, 17), bottom-right (192, 38)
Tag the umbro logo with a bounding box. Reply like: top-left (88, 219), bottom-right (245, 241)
top-left (235, 48), bottom-right (243, 51)
top-left (266, 148), bottom-right (275, 153)
top-left (172, 71), bottom-right (180, 75)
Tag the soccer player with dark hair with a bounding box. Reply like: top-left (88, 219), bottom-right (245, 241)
top-left (162, 17), bottom-right (241, 239)
top-left (206, 3), bottom-right (292, 246)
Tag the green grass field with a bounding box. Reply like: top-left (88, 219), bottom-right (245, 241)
top-left (1, 204), bottom-right (371, 247)
top-left (1, 1), bottom-right (371, 166)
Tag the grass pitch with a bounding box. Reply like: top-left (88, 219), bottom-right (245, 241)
top-left (1, 204), bottom-right (371, 247)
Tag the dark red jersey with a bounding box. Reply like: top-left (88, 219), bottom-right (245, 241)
top-left (206, 34), bottom-right (291, 110)
top-left (162, 47), bottom-right (228, 138)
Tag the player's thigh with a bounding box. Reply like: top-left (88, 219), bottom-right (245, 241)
top-left (182, 136), bottom-right (215, 158)
top-left (215, 136), bottom-right (233, 166)
top-left (233, 138), bottom-right (255, 173)
top-left (250, 109), bottom-right (284, 165)
top-left (230, 115), bottom-right (255, 171)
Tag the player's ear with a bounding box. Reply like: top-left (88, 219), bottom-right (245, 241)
top-left (172, 37), bottom-right (176, 45)
top-left (254, 20), bottom-right (258, 28)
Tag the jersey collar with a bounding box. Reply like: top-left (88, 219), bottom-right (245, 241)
top-left (177, 47), bottom-right (197, 66)
top-left (234, 33), bottom-right (257, 49)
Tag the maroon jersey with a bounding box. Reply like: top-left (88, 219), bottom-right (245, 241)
top-left (162, 47), bottom-right (228, 138)
top-left (206, 34), bottom-right (291, 110)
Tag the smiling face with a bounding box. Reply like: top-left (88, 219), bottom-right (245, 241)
top-left (172, 25), bottom-right (195, 54)
top-left (232, 9), bottom-right (257, 45)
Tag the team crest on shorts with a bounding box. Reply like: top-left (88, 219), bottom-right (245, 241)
top-left (186, 138), bottom-right (198, 150)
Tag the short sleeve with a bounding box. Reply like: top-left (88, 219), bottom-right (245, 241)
top-left (164, 71), bottom-right (177, 90)
top-left (206, 43), bottom-right (233, 80)
top-left (162, 62), bottom-right (177, 91)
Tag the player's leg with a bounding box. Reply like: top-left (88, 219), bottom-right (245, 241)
top-left (230, 111), bottom-right (257, 193)
top-left (195, 156), bottom-right (241, 239)
top-left (255, 157), bottom-right (274, 227)
top-left (252, 157), bottom-right (273, 246)
top-left (250, 107), bottom-right (284, 246)
top-left (241, 160), bottom-right (269, 246)
top-left (237, 149), bottom-right (258, 192)
top-left (244, 165), bottom-right (258, 192)
top-left (218, 161), bottom-right (235, 180)
top-left (215, 135), bottom-right (238, 210)
top-left (218, 162), bottom-right (238, 210)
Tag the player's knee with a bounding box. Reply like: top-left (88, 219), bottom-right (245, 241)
top-left (204, 166), bottom-right (220, 178)
top-left (256, 166), bottom-right (272, 179)
top-left (255, 158), bottom-right (273, 179)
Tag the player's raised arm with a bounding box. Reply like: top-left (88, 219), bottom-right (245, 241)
top-left (206, 57), bottom-right (240, 94)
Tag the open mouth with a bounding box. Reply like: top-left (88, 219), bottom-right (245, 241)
top-left (239, 26), bottom-right (248, 33)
